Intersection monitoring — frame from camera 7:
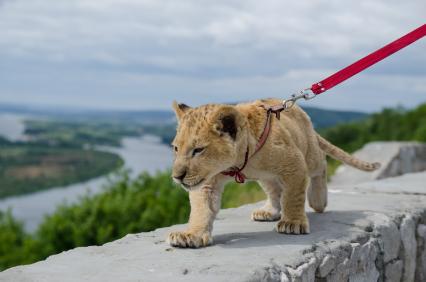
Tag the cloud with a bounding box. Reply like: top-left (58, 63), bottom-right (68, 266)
top-left (0, 0), bottom-right (425, 111)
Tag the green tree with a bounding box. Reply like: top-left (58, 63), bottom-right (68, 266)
top-left (0, 210), bottom-right (29, 269)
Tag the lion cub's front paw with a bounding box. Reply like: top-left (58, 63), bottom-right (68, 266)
top-left (251, 209), bottom-right (280, 222)
top-left (167, 231), bottom-right (212, 248)
top-left (276, 217), bottom-right (310, 234)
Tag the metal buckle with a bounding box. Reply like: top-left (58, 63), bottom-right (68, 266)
top-left (302, 88), bottom-right (316, 100)
top-left (282, 88), bottom-right (316, 110)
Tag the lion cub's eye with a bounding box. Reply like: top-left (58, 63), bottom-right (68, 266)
top-left (192, 147), bottom-right (205, 157)
top-left (173, 146), bottom-right (178, 152)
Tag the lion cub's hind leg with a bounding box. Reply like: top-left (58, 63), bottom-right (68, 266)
top-left (251, 179), bottom-right (281, 222)
top-left (307, 160), bottom-right (328, 213)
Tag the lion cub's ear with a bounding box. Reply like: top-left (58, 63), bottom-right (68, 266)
top-left (172, 101), bottom-right (191, 121)
top-left (212, 106), bottom-right (241, 141)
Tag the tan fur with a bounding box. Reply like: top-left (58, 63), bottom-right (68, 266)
top-left (317, 135), bottom-right (381, 171)
top-left (167, 99), bottom-right (380, 248)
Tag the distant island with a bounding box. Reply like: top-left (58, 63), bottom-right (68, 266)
top-left (0, 141), bottom-right (123, 199)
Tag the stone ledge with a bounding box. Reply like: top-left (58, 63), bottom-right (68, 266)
top-left (1, 172), bottom-right (426, 282)
top-left (330, 142), bottom-right (426, 186)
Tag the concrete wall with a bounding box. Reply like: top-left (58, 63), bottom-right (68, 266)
top-left (276, 212), bottom-right (426, 282)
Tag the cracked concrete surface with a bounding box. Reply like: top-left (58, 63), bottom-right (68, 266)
top-left (1, 171), bottom-right (425, 282)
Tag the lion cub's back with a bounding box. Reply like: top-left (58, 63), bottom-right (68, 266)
top-left (250, 98), bottom-right (315, 133)
top-left (250, 98), bottom-right (323, 171)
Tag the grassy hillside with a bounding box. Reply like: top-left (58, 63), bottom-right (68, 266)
top-left (303, 106), bottom-right (367, 129)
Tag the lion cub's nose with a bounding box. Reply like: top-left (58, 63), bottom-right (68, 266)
top-left (173, 170), bottom-right (187, 183)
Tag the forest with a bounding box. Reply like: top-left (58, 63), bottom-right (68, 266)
top-left (320, 103), bottom-right (426, 150)
top-left (0, 102), bottom-right (425, 270)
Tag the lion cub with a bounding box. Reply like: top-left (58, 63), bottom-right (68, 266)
top-left (167, 99), bottom-right (379, 248)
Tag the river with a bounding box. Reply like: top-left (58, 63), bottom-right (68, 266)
top-left (0, 113), bottom-right (26, 141)
top-left (0, 114), bottom-right (173, 232)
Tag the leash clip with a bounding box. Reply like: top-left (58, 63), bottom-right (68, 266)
top-left (301, 88), bottom-right (316, 100)
top-left (282, 88), bottom-right (316, 110)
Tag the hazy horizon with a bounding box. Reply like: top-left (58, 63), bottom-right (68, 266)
top-left (0, 99), bottom-right (397, 114)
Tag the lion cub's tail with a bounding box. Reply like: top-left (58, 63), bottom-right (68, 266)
top-left (316, 134), bottom-right (381, 171)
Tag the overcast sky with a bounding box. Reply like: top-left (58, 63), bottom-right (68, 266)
top-left (0, 0), bottom-right (425, 112)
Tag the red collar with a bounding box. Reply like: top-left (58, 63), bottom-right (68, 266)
top-left (221, 104), bottom-right (285, 183)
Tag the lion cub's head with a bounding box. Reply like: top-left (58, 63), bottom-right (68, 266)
top-left (171, 102), bottom-right (247, 190)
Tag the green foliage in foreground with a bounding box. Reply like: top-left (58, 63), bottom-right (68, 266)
top-left (0, 171), bottom-right (264, 271)
top-left (222, 181), bottom-right (265, 209)
top-left (0, 146), bottom-right (123, 199)
top-left (35, 172), bottom-right (190, 254)
top-left (0, 210), bottom-right (30, 270)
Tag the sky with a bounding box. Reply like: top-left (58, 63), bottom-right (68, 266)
top-left (0, 0), bottom-right (425, 112)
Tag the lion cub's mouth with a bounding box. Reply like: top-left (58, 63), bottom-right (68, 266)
top-left (182, 178), bottom-right (205, 190)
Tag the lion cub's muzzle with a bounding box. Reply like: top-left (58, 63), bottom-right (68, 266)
top-left (173, 172), bottom-right (205, 190)
top-left (173, 170), bottom-right (187, 183)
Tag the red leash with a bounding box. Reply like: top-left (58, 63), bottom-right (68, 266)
top-left (310, 24), bottom-right (426, 95)
top-left (222, 24), bottom-right (426, 184)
